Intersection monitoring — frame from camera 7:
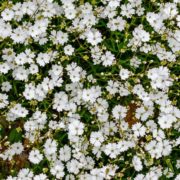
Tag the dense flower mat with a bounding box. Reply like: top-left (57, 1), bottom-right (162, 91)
top-left (0, 0), bottom-right (180, 179)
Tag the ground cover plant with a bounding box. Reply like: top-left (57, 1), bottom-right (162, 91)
top-left (0, 0), bottom-right (180, 179)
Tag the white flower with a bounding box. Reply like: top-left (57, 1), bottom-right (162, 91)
top-left (18, 168), bottom-right (34, 179)
top-left (44, 138), bottom-right (57, 155)
top-left (82, 86), bottom-right (101, 103)
top-left (10, 142), bottom-right (24, 155)
top-left (1, 81), bottom-right (12, 92)
top-left (106, 80), bottom-right (119, 95)
top-left (134, 174), bottom-right (145, 180)
top-left (161, 140), bottom-right (172, 156)
top-left (64, 44), bottom-right (75, 55)
top-left (29, 19), bottom-right (49, 37)
top-left (0, 19), bottom-right (12, 38)
top-left (158, 114), bottom-right (176, 129)
top-left (12, 66), bottom-right (29, 81)
top-left (175, 174), bottom-right (180, 180)
top-left (53, 91), bottom-right (69, 112)
top-left (1, 9), bottom-right (14, 21)
top-left (29, 64), bottom-right (39, 74)
top-left (65, 8), bottom-right (76, 20)
top-left (112, 105), bottom-right (127, 120)
top-left (90, 131), bottom-right (104, 147)
top-left (132, 123), bottom-right (146, 137)
top-left (36, 52), bottom-right (52, 67)
top-left (0, 93), bottom-right (9, 109)
top-left (176, 160), bottom-right (180, 169)
top-left (101, 51), bottom-right (115, 67)
top-left (119, 68), bottom-right (131, 80)
top-left (59, 145), bottom-right (71, 162)
top-left (130, 56), bottom-right (141, 68)
top-left (29, 149), bottom-right (43, 164)
top-left (68, 119), bottom-right (84, 135)
top-left (66, 159), bottom-right (80, 174)
top-left (152, 129), bottom-right (165, 141)
top-left (147, 66), bottom-right (173, 90)
top-left (34, 173), bottom-right (48, 180)
top-left (145, 140), bottom-right (172, 159)
top-left (86, 29), bottom-right (102, 46)
top-left (0, 63), bottom-right (10, 74)
top-left (104, 143), bottom-right (119, 158)
top-left (132, 156), bottom-right (143, 171)
top-left (107, 16), bottom-right (126, 31)
top-left (66, 62), bottom-right (84, 83)
top-left (7, 104), bottom-right (28, 121)
top-left (50, 162), bottom-right (65, 178)
top-left (51, 30), bottom-right (68, 45)
top-left (23, 83), bottom-right (36, 100)
top-left (121, 4), bottom-right (135, 18)
top-left (133, 25), bottom-right (150, 42)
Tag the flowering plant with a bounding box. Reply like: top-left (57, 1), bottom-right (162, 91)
top-left (0, 0), bottom-right (180, 179)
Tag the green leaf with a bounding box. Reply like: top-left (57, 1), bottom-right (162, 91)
top-left (8, 128), bottom-right (22, 143)
top-left (165, 159), bottom-right (174, 173)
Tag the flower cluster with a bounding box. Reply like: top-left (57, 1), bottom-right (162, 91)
top-left (0, 0), bottom-right (179, 179)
